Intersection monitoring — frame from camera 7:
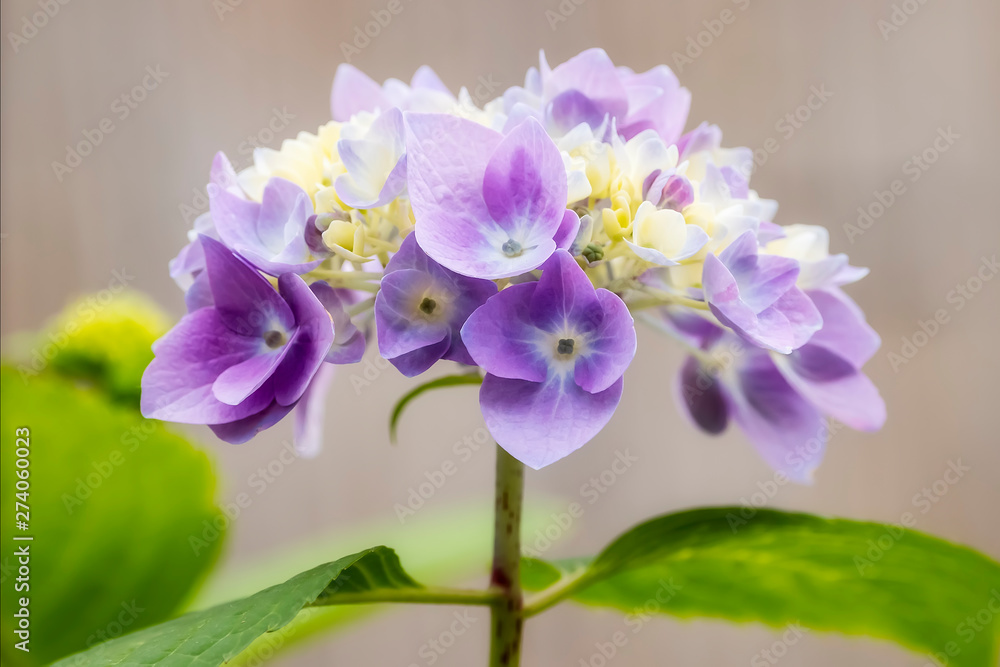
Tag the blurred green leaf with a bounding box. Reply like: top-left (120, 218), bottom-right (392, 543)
top-left (14, 290), bottom-right (169, 404)
top-left (389, 373), bottom-right (482, 443)
top-left (0, 366), bottom-right (224, 666)
top-left (522, 507), bottom-right (1000, 666)
top-left (51, 547), bottom-right (425, 666)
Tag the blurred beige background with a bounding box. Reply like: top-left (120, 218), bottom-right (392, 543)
top-left (2, 0), bottom-right (998, 665)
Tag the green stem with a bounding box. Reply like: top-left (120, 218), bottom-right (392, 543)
top-left (521, 568), bottom-right (591, 618)
top-left (489, 446), bottom-right (525, 667)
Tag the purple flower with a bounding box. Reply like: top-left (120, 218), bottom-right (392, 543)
top-left (677, 336), bottom-right (827, 483)
top-left (209, 156), bottom-right (322, 276)
top-left (406, 113), bottom-right (570, 279)
top-left (335, 108), bottom-right (407, 209)
top-left (539, 48), bottom-right (629, 135)
top-left (615, 62), bottom-right (692, 144)
top-left (771, 289), bottom-right (886, 431)
top-left (703, 231), bottom-right (822, 353)
top-left (141, 236), bottom-right (362, 444)
top-left (503, 49), bottom-right (690, 144)
top-left (461, 251), bottom-right (637, 469)
top-left (375, 234), bottom-right (497, 377)
top-left (644, 172), bottom-right (694, 210)
top-left (331, 64), bottom-right (455, 122)
top-left (672, 289), bottom-right (884, 482)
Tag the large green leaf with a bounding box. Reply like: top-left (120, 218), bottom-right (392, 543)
top-left (523, 507), bottom-right (1000, 667)
top-left (202, 497), bottom-right (571, 665)
top-left (0, 367), bottom-right (224, 666)
top-left (52, 547), bottom-right (424, 666)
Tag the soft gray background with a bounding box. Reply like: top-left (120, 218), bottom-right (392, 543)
top-left (2, 0), bottom-right (998, 665)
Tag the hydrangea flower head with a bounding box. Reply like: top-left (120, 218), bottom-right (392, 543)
top-left (145, 49), bottom-right (884, 478)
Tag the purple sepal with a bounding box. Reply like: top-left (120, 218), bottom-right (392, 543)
top-left (375, 235), bottom-right (497, 377)
top-left (704, 231), bottom-right (822, 353)
top-left (461, 250), bottom-right (636, 468)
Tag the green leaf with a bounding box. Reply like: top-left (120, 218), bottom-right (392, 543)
top-left (204, 496), bottom-right (574, 665)
top-left (388, 373), bottom-right (482, 443)
top-left (52, 547), bottom-right (425, 666)
top-left (0, 366), bottom-right (224, 666)
top-left (523, 507), bottom-right (1000, 667)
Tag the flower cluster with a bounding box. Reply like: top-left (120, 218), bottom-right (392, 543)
top-left (142, 49), bottom-right (884, 477)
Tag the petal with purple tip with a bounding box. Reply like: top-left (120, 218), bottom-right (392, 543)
top-left (310, 281), bottom-right (366, 365)
top-left (209, 397), bottom-right (294, 445)
top-left (543, 48), bottom-right (628, 125)
top-left (272, 273), bottom-right (335, 405)
top-left (775, 350), bottom-right (886, 431)
top-left (554, 209), bottom-right (582, 250)
top-left (805, 289), bottom-right (880, 367)
top-left (675, 357), bottom-right (729, 435)
top-left (406, 113), bottom-right (507, 277)
top-left (619, 65), bottom-right (691, 144)
top-left (375, 269), bottom-right (450, 361)
top-left (200, 236), bottom-right (294, 337)
top-left (461, 283), bottom-right (549, 383)
top-left (528, 250), bottom-right (602, 334)
top-left (730, 354), bottom-right (827, 483)
top-left (387, 337), bottom-right (452, 378)
top-left (480, 373), bottom-right (625, 470)
top-left (704, 232), bottom-right (821, 353)
top-left (212, 346), bottom-right (288, 406)
top-left (331, 63), bottom-right (388, 121)
top-left (140, 308), bottom-right (275, 424)
top-left (574, 290), bottom-right (636, 394)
